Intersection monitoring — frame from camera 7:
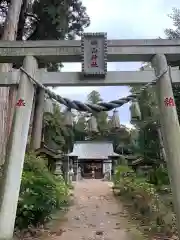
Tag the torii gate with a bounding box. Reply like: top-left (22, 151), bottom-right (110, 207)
top-left (0, 33), bottom-right (180, 239)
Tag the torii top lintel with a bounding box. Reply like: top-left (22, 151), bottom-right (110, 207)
top-left (0, 32), bottom-right (180, 64)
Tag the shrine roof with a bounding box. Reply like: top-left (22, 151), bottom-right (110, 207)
top-left (67, 141), bottom-right (119, 159)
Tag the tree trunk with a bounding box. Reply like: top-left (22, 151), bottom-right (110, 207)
top-left (16, 0), bottom-right (28, 40)
top-left (0, 0), bottom-right (23, 165)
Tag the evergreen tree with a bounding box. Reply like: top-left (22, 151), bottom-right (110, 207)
top-left (0, 0), bottom-right (90, 70)
top-left (87, 90), bottom-right (109, 136)
top-left (129, 72), bottom-right (162, 166)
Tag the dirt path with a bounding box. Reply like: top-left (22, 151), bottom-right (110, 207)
top-left (45, 179), bottom-right (144, 240)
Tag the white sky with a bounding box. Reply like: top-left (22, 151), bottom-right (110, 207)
top-left (56, 0), bottom-right (176, 95)
top-left (53, 0), bottom-right (180, 127)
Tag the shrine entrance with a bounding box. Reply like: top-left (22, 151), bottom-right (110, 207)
top-left (68, 141), bottom-right (118, 180)
top-left (81, 160), bottom-right (103, 179)
top-left (1, 33), bottom-right (180, 239)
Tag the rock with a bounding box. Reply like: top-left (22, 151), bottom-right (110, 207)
top-left (171, 235), bottom-right (179, 240)
top-left (56, 229), bottom-right (65, 236)
top-left (95, 230), bottom-right (104, 235)
top-left (88, 223), bottom-right (96, 227)
top-left (114, 226), bottom-right (121, 229)
top-left (24, 232), bottom-right (31, 238)
top-left (50, 229), bottom-right (66, 236)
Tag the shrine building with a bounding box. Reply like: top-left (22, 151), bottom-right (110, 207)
top-left (67, 141), bottom-right (119, 179)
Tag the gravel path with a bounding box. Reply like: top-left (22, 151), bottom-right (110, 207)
top-left (45, 179), bottom-right (144, 240)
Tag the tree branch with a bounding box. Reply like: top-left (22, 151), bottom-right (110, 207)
top-left (25, 13), bottom-right (39, 22)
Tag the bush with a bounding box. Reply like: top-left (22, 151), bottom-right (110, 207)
top-left (147, 166), bottom-right (170, 186)
top-left (15, 153), bottom-right (69, 229)
top-left (113, 165), bottom-right (135, 185)
top-left (113, 165), bottom-right (177, 236)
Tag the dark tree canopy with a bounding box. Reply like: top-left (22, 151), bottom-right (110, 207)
top-left (0, 0), bottom-right (90, 69)
top-left (0, 0), bottom-right (90, 40)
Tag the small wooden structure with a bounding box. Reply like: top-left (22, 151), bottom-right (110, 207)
top-left (128, 156), bottom-right (153, 175)
top-left (34, 129), bottom-right (64, 175)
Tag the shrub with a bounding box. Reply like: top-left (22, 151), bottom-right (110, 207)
top-left (147, 166), bottom-right (170, 186)
top-left (113, 165), bottom-right (177, 236)
top-left (113, 165), bottom-right (135, 185)
top-left (15, 153), bottom-right (69, 229)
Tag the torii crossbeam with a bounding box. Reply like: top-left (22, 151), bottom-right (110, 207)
top-left (1, 33), bottom-right (180, 240)
top-left (0, 38), bottom-right (180, 64)
top-left (0, 68), bottom-right (180, 86)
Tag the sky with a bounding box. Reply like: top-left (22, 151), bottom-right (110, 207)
top-left (53, 0), bottom-right (180, 128)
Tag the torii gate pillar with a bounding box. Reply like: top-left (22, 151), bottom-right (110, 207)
top-left (152, 54), bottom-right (180, 235)
top-left (31, 87), bottom-right (45, 150)
top-left (0, 56), bottom-right (37, 240)
top-left (30, 68), bottom-right (46, 150)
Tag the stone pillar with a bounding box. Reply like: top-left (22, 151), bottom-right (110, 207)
top-left (0, 56), bottom-right (37, 240)
top-left (76, 157), bottom-right (78, 182)
top-left (54, 159), bottom-right (63, 175)
top-left (151, 54), bottom-right (180, 236)
top-left (31, 87), bottom-right (45, 150)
